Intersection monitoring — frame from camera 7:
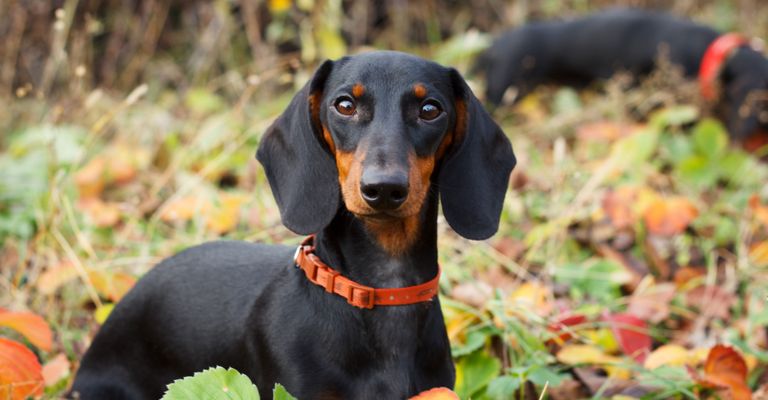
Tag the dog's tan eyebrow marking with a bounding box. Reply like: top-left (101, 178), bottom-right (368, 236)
top-left (413, 83), bottom-right (427, 99)
top-left (352, 83), bottom-right (365, 98)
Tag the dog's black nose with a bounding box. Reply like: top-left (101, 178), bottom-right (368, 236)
top-left (360, 172), bottom-right (409, 210)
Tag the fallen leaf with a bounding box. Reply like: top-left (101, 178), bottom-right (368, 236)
top-left (556, 344), bottom-right (631, 379)
top-left (409, 387), bottom-right (459, 400)
top-left (94, 303), bottom-right (115, 325)
top-left (604, 313), bottom-right (651, 364)
top-left (547, 314), bottom-right (588, 345)
top-left (0, 309), bottom-right (53, 351)
top-left (206, 193), bottom-right (248, 234)
top-left (643, 196), bottom-right (698, 236)
top-left (450, 281), bottom-right (492, 308)
top-left (41, 353), bottom-right (70, 387)
top-left (749, 241), bottom-right (768, 267)
top-left (507, 282), bottom-right (552, 317)
top-left (37, 261), bottom-right (80, 295)
top-left (749, 195), bottom-right (768, 227)
top-left (686, 285), bottom-right (735, 320)
top-left (603, 186), bottom-right (639, 229)
top-left (674, 266), bottom-right (705, 288)
top-left (159, 195), bottom-right (211, 222)
top-left (0, 337), bottom-right (44, 400)
top-left (627, 282), bottom-right (675, 323)
top-left (87, 270), bottom-right (137, 302)
top-left (698, 345), bottom-right (752, 400)
top-left (577, 121), bottom-right (644, 142)
top-left (74, 157), bottom-right (106, 199)
top-left (79, 198), bottom-right (121, 228)
top-left (644, 344), bottom-right (691, 369)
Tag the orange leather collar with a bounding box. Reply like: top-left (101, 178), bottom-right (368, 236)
top-left (698, 33), bottom-right (751, 101)
top-left (293, 235), bottom-right (441, 309)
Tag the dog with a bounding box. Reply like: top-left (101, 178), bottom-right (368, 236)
top-left (479, 8), bottom-right (768, 150)
top-left (69, 51), bottom-right (516, 399)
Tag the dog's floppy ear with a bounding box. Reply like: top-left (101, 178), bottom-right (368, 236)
top-left (257, 60), bottom-right (339, 234)
top-left (438, 69), bottom-right (516, 240)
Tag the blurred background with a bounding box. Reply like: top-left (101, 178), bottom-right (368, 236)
top-left (2, 1), bottom-right (768, 399)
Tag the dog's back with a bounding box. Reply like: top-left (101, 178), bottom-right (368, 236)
top-left (482, 8), bottom-right (719, 104)
top-left (70, 241), bottom-right (294, 400)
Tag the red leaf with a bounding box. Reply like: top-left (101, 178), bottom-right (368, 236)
top-left (604, 313), bottom-right (651, 363)
top-left (0, 309), bottom-right (52, 352)
top-left (0, 337), bottom-right (44, 400)
top-left (547, 313), bottom-right (588, 344)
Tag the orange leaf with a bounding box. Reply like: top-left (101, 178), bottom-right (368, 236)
top-left (75, 157), bottom-right (106, 200)
top-left (643, 196), bottom-right (698, 236)
top-left (0, 309), bottom-right (52, 352)
top-left (749, 195), bottom-right (768, 227)
top-left (160, 196), bottom-right (211, 222)
top-left (41, 353), bottom-right (70, 387)
top-left (79, 198), bottom-right (121, 228)
top-left (749, 241), bottom-right (768, 267)
top-left (37, 261), bottom-right (80, 295)
top-left (576, 121), bottom-right (643, 142)
top-left (699, 345), bottom-right (751, 400)
top-left (206, 193), bottom-right (248, 234)
top-left (409, 387), bottom-right (460, 400)
top-left (603, 186), bottom-right (639, 229)
top-left (87, 270), bottom-right (137, 302)
top-left (0, 337), bottom-right (44, 400)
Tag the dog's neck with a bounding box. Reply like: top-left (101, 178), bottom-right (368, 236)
top-left (312, 192), bottom-right (440, 290)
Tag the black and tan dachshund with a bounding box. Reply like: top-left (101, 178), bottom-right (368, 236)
top-left (69, 51), bottom-right (516, 399)
top-left (480, 9), bottom-right (768, 149)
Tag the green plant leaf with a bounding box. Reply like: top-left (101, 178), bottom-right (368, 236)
top-left (272, 384), bottom-right (297, 400)
top-left (554, 260), bottom-right (631, 302)
top-left (526, 365), bottom-right (566, 387)
top-left (451, 328), bottom-right (490, 357)
top-left (486, 376), bottom-right (521, 400)
top-left (676, 155), bottom-right (718, 188)
top-left (454, 350), bottom-right (501, 399)
top-left (692, 118), bottom-right (728, 159)
top-left (162, 367), bottom-right (260, 400)
top-left (650, 105), bottom-right (699, 128)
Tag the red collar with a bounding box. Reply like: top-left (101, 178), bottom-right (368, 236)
top-left (293, 236), bottom-right (441, 309)
top-left (698, 33), bottom-right (751, 101)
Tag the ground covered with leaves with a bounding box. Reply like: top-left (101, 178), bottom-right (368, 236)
top-left (3, 4), bottom-right (768, 400)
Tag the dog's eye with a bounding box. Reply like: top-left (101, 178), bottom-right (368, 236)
top-left (335, 98), bottom-right (356, 116)
top-left (419, 101), bottom-right (442, 121)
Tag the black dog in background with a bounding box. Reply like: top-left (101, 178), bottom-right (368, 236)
top-left (480, 9), bottom-right (768, 149)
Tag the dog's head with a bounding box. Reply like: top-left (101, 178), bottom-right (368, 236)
top-left (723, 78), bottom-right (768, 150)
top-left (257, 51), bottom-right (516, 254)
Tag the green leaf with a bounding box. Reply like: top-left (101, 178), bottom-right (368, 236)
top-left (610, 127), bottom-right (659, 169)
top-left (526, 365), bottom-right (565, 387)
top-left (272, 384), bottom-right (297, 400)
top-left (486, 376), bottom-right (521, 400)
top-left (454, 351), bottom-right (501, 399)
top-left (162, 367), bottom-right (260, 400)
top-left (692, 118), bottom-right (728, 159)
top-left (554, 260), bottom-right (631, 302)
top-left (650, 105), bottom-right (699, 128)
top-left (676, 155), bottom-right (718, 188)
top-left (452, 328), bottom-right (490, 357)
